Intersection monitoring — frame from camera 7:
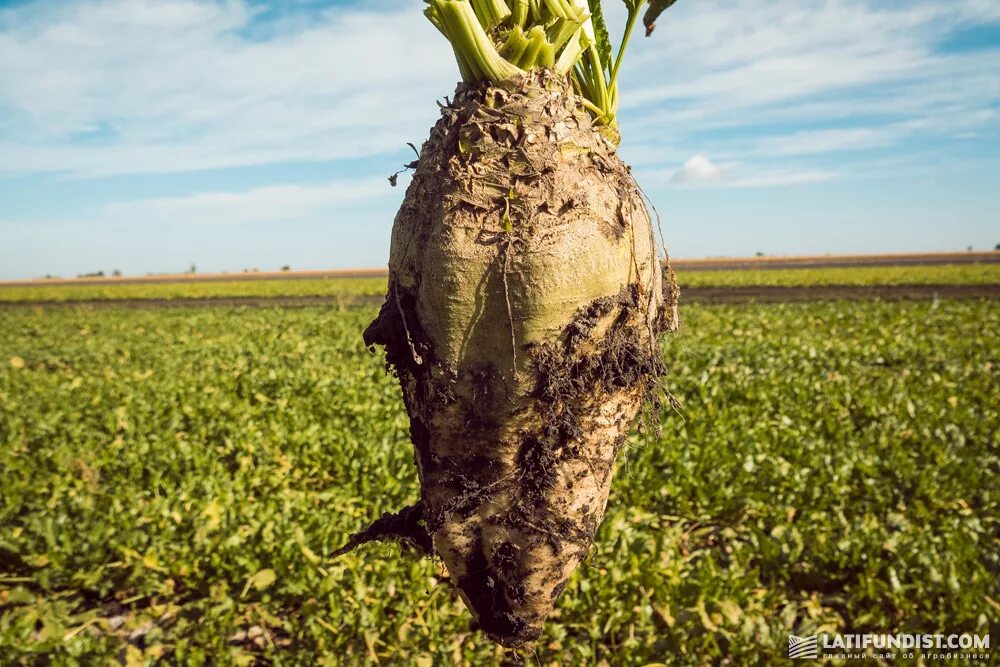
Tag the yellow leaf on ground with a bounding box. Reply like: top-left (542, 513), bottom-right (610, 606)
top-left (249, 568), bottom-right (277, 591)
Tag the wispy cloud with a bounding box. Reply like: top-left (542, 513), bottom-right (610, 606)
top-left (750, 125), bottom-right (915, 158)
top-left (0, 0), bottom-right (456, 177)
top-left (1, 0), bottom-right (997, 184)
top-left (103, 178), bottom-right (390, 225)
top-left (616, 0), bottom-right (1000, 184)
top-left (0, 0), bottom-right (998, 276)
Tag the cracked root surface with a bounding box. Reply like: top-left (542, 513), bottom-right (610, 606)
top-left (358, 71), bottom-right (677, 646)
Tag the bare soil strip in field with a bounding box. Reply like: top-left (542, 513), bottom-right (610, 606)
top-left (2, 284), bottom-right (997, 309)
top-left (671, 252), bottom-right (999, 271)
top-left (681, 284), bottom-right (1000, 303)
top-left (2, 252), bottom-right (996, 288)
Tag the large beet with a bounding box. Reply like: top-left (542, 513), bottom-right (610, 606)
top-left (355, 70), bottom-right (677, 646)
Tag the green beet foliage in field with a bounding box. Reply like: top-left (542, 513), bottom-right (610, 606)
top-left (0, 277), bottom-right (389, 304)
top-left (0, 301), bottom-right (997, 664)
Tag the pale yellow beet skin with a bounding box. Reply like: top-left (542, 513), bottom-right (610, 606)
top-left (367, 71), bottom-right (675, 645)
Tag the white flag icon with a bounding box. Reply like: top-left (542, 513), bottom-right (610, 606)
top-left (788, 635), bottom-right (819, 659)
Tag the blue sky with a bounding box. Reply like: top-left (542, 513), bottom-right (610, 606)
top-left (0, 0), bottom-right (998, 279)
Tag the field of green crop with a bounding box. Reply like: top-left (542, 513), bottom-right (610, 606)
top-left (677, 263), bottom-right (1000, 287)
top-left (0, 277), bottom-right (387, 304)
top-left (0, 263), bottom-right (997, 303)
top-left (1, 298), bottom-right (996, 665)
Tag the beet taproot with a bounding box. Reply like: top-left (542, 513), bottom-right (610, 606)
top-left (345, 71), bottom-right (676, 646)
top-left (339, 0), bottom-right (684, 646)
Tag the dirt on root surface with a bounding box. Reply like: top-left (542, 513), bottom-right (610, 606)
top-left (1, 284), bottom-right (997, 310)
top-left (348, 68), bottom-right (680, 645)
top-left (358, 276), bottom-right (668, 646)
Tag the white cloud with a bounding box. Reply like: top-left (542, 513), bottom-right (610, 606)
top-left (103, 178), bottom-right (390, 225)
top-left (0, 0), bottom-right (456, 177)
top-left (618, 0), bottom-right (1000, 177)
top-left (0, 0), bottom-right (997, 184)
top-left (623, 0), bottom-right (1000, 110)
top-left (670, 155), bottom-right (724, 184)
top-left (667, 154), bottom-right (835, 188)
